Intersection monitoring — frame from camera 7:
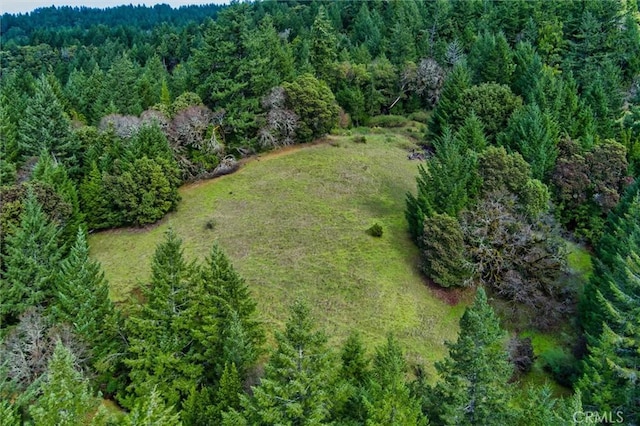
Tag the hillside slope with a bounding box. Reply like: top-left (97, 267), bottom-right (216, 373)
top-left (89, 132), bottom-right (466, 367)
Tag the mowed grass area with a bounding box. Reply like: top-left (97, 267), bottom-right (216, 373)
top-left (89, 132), bottom-right (466, 371)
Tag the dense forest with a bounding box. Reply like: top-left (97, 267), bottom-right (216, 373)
top-left (1, 0), bottom-right (639, 424)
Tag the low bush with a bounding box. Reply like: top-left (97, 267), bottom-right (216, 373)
top-left (367, 223), bottom-right (383, 237)
top-left (540, 347), bottom-right (580, 387)
top-left (408, 111), bottom-right (431, 124)
top-left (368, 115), bottom-right (409, 128)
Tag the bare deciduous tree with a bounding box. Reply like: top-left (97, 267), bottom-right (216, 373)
top-left (0, 308), bottom-right (87, 389)
top-left (258, 86), bottom-right (299, 149)
top-left (461, 192), bottom-right (572, 330)
top-left (99, 114), bottom-right (141, 138)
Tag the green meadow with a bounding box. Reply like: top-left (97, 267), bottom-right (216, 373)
top-left (89, 131), bottom-right (468, 371)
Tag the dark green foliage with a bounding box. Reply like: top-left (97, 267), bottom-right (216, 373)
top-left (421, 213), bottom-right (471, 288)
top-left (193, 244), bottom-right (264, 381)
top-left (454, 83), bottom-right (523, 142)
top-left (540, 347), bottom-right (580, 388)
top-left (310, 7), bottom-right (338, 80)
top-left (17, 75), bottom-right (74, 162)
top-left (283, 74), bottom-right (340, 143)
top-left (577, 191), bottom-right (640, 419)
top-left (499, 103), bottom-right (559, 180)
top-left (31, 154), bottom-right (84, 249)
top-left (242, 301), bottom-right (335, 425)
top-left (124, 229), bottom-right (200, 409)
top-left (363, 335), bottom-right (427, 425)
top-left (0, 191), bottom-right (61, 324)
top-left (455, 112), bottom-right (487, 152)
top-left (428, 288), bottom-right (515, 426)
top-left (467, 31), bottom-right (515, 85)
top-left (366, 223), bottom-right (383, 237)
top-left (51, 227), bottom-right (122, 375)
top-left (405, 128), bottom-right (479, 242)
top-left (428, 63), bottom-right (472, 140)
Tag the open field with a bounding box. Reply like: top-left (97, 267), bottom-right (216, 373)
top-left (89, 131), bottom-right (469, 372)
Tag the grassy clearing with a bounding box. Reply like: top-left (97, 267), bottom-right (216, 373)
top-left (89, 132), bottom-right (465, 372)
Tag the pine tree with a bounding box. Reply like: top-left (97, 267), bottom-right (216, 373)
top-left (190, 244), bottom-right (264, 381)
top-left (468, 31), bottom-right (515, 85)
top-left (17, 75), bottom-right (72, 161)
top-left (29, 342), bottom-right (108, 426)
top-left (1, 191), bottom-right (61, 324)
top-left (310, 6), bottom-right (338, 81)
top-left (363, 335), bottom-right (427, 425)
top-left (428, 63), bottom-right (471, 140)
top-left (421, 213), bottom-right (472, 288)
top-left (122, 387), bottom-right (182, 426)
top-left (455, 112), bottom-right (487, 153)
top-left (124, 229), bottom-right (200, 408)
top-left (499, 103), bottom-right (559, 180)
top-left (245, 301), bottom-right (336, 425)
top-left (51, 227), bottom-right (121, 373)
top-left (32, 153), bottom-right (84, 249)
top-left (429, 288), bottom-right (515, 425)
top-left (406, 128), bottom-right (479, 242)
top-left (79, 162), bottom-right (113, 230)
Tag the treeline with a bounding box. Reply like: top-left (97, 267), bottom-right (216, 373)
top-left (1, 215), bottom-right (584, 424)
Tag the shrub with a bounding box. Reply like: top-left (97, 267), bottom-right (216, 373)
top-left (540, 348), bottom-right (580, 387)
top-left (507, 337), bottom-right (535, 376)
top-left (408, 111), bottom-right (431, 124)
top-left (205, 219), bottom-right (215, 230)
top-left (367, 223), bottom-right (383, 237)
top-left (352, 135), bottom-right (367, 144)
top-left (368, 115), bottom-right (409, 128)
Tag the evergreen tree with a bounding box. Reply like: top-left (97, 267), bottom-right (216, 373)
top-left (499, 103), bottom-right (559, 180)
top-left (421, 213), bottom-right (472, 288)
top-left (29, 342), bottom-right (108, 426)
top-left (406, 128), bottom-right (478, 242)
top-left (310, 6), bottom-right (338, 81)
top-left (244, 301), bottom-right (336, 425)
top-left (1, 191), bottom-right (61, 324)
top-left (428, 63), bottom-right (471, 140)
top-left (190, 243), bottom-right (264, 381)
top-left (332, 332), bottom-right (370, 425)
top-left (51, 227), bottom-right (121, 373)
top-left (122, 387), bottom-right (182, 426)
top-left (363, 335), bottom-right (427, 425)
top-left (455, 112), bottom-right (487, 152)
top-left (428, 288), bottom-right (515, 425)
top-left (17, 75), bottom-right (73, 161)
top-left (468, 31), bottom-right (515, 85)
top-left (124, 229), bottom-right (200, 408)
top-left (31, 153), bottom-right (84, 248)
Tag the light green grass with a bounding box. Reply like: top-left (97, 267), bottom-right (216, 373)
top-left (566, 241), bottom-right (593, 279)
top-left (89, 133), bottom-right (464, 372)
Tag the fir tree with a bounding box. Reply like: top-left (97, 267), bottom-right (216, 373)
top-left (428, 63), bottom-right (472, 140)
top-left (363, 335), bottom-right (427, 425)
top-left (122, 387), bottom-right (182, 426)
top-left (17, 75), bottom-right (72, 161)
top-left (244, 301), bottom-right (335, 425)
top-left (29, 342), bottom-right (108, 426)
top-left (429, 288), bottom-right (515, 426)
top-left (1, 191), bottom-right (61, 324)
top-left (51, 227), bottom-right (121, 373)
